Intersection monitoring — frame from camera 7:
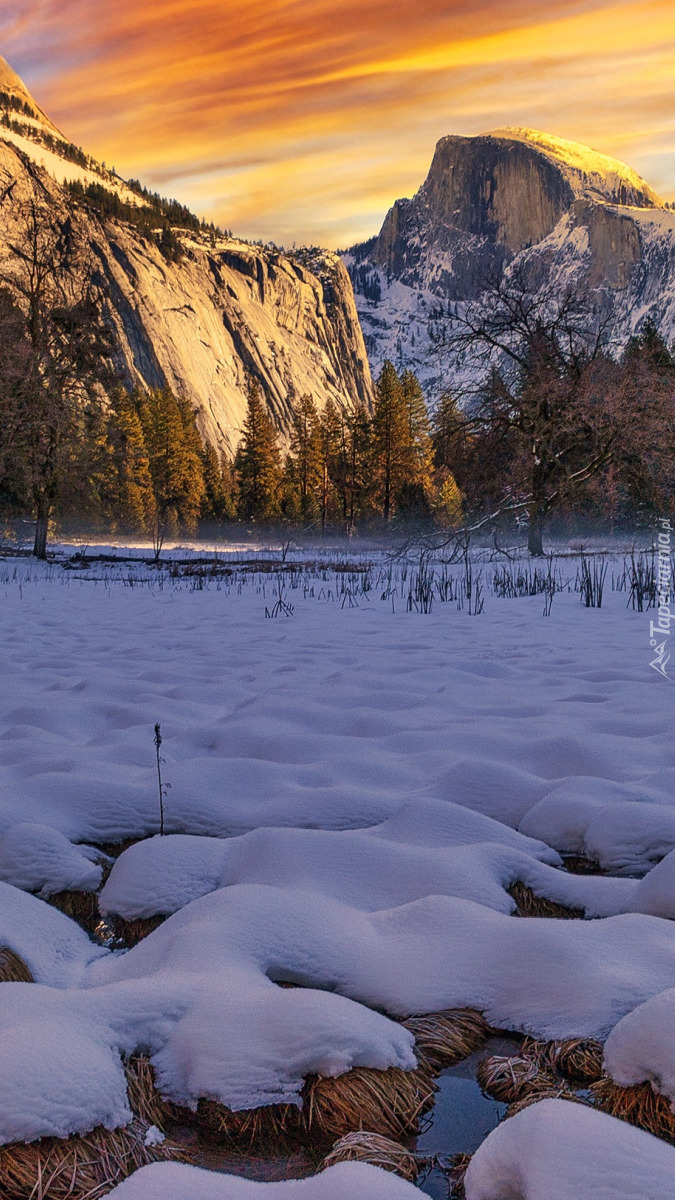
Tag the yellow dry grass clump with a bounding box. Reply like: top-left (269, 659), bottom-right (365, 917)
top-left (304, 1063), bottom-right (435, 1140)
top-left (124, 1056), bottom-right (178, 1130)
top-left (0, 947), bottom-right (33, 983)
top-left (108, 914), bottom-right (166, 947)
top-left (0, 1119), bottom-right (191, 1200)
top-left (508, 882), bottom-right (584, 920)
top-left (550, 1038), bottom-right (604, 1082)
top-left (476, 1052), bottom-right (556, 1104)
top-left (322, 1131), bottom-right (421, 1181)
top-left (46, 890), bottom-right (101, 936)
top-left (197, 1063), bottom-right (436, 1150)
top-left (591, 1078), bottom-right (675, 1143)
top-left (402, 1008), bottom-right (490, 1069)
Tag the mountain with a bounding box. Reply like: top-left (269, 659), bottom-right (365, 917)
top-left (0, 58), bottom-right (372, 451)
top-left (344, 127), bottom-right (675, 393)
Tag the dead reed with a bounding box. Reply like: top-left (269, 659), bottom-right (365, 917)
top-left (591, 1078), bottom-right (675, 1143)
top-left (551, 1038), bottom-right (604, 1082)
top-left (0, 1119), bottom-right (191, 1200)
top-left (124, 1056), bottom-right (180, 1130)
top-left (108, 914), bottom-right (166, 946)
top-left (402, 1008), bottom-right (491, 1069)
top-left (303, 1063), bottom-right (436, 1140)
top-left (197, 1063), bottom-right (436, 1150)
top-left (322, 1131), bottom-right (421, 1181)
top-left (448, 1152), bottom-right (472, 1198)
top-left (505, 1084), bottom-right (584, 1119)
top-left (45, 890), bottom-right (101, 936)
top-left (476, 1053), bottom-right (557, 1104)
top-left (561, 855), bottom-right (603, 875)
top-left (508, 882), bottom-right (584, 920)
top-left (197, 1098), bottom-right (303, 1149)
top-left (0, 946), bottom-right (33, 983)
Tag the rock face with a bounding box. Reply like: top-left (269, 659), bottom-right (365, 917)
top-left (344, 128), bottom-right (674, 392)
top-left (0, 62), bottom-right (373, 451)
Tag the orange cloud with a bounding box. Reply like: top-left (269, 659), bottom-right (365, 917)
top-left (2, 0), bottom-right (674, 245)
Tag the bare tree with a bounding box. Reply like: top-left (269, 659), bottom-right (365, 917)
top-left (0, 194), bottom-right (115, 556)
top-left (447, 269), bottom-right (619, 554)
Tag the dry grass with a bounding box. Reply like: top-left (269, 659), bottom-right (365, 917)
top-left (45, 891), bottom-right (102, 937)
top-left (197, 1098), bottom-right (303, 1149)
top-left (505, 1084), bottom-right (585, 1119)
top-left (197, 1063), bottom-right (435, 1150)
top-left (322, 1131), bottom-right (420, 1181)
top-left (551, 1038), bottom-right (604, 1082)
top-left (108, 914), bottom-right (166, 946)
top-left (0, 1119), bottom-right (191, 1200)
top-left (304, 1063), bottom-right (435, 1140)
top-left (403, 1008), bottom-right (491, 1069)
top-left (448, 1152), bottom-right (472, 1198)
top-left (476, 1052), bottom-right (557, 1104)
top-left (0, 947), bottom-right (33, 983)
top-left (124, 1056), bottom-right (180, 1130)
top-left (508, 882), bottom-right (584, 920)
top-left (561, 854), bottom-right (603, 875)
top-left (591, 1078), bottom-right (675, 1143)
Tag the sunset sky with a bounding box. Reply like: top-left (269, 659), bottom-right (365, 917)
top-left (1, 0), bottom-right (674, 247)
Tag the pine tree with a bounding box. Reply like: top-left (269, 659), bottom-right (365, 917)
top-left (288, 393), bottom-right (322, 520)
top-left (338, 402), bottom-right (373, 535)
top-left (397, 369), bottom-right (434, 518)
top-left (432, 390), bottom-right (465, 472)
top-left (317, 397), bottom-right (342, 533)
top-left (104, 389), bottom-right (155, 533)
top-left (136, 386), bottom-right (206, 548)
top-left (373, 361), bottom-right (406, 522)
top-left (234, 379), bottom-right (281, 521)
top-left (200, 442), bottom-right (236, 524)
top-left (433, 473), bottom-right (464, 528)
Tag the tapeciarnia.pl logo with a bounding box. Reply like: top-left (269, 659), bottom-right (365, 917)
top-left (650, 518), bottom-right (672, 679)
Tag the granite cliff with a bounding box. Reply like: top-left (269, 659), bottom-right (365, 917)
top-left (0, 59), bottom-right (372, 452)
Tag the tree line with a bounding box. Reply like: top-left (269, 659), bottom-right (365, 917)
top-left (0, 198), bottom-right (673, 557)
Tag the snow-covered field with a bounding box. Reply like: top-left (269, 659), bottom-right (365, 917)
top-left (0, 545), bottom-right (674, 1199)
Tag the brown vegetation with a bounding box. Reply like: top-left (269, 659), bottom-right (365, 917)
top-left (0, 946), bottom-right (33, 983)
top-left (0, 1120), bottom-right (191, 1200)
top-left (402, 1007), bottom-right (491, 1069)
top-left (321, 1130), bottom-right (420, 1181)
top-left (591, 1078), bottom-right (675, 1143)
top-left (508, 881), bottom-right (584, 920)
top-left (46, 889), bottom-right (101, 936)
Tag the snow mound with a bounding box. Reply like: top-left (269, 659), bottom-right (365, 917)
top-left (464, 1097), bottom-right (675, 1199)
top-left (0, 881), bottom-right (104, 986)
top-left (105, 1161), bottom-right (419, 1200)
top-left (100, 826), bottom-right (561, 920)
top-left (603, 987), bottom-right (675, 1103)
top-left (0, 822), bottom-right (103, 897)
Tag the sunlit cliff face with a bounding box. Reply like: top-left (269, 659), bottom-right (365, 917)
top-left (1, 0), bottom-right (674, 246)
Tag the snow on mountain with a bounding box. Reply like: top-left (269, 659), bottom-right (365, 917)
top-left (344, 129), bottom-right (675, 394)
top-left (488, 127), bottom-right (662, 208)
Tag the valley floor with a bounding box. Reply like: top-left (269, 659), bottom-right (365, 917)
top-left (0, 544), bottom-right (673, 1200)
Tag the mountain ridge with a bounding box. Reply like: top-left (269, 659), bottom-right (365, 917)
top-left (0, 58), bottom-right (373, 451)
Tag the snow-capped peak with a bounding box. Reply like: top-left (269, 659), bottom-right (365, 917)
top-left (488, 126), bottom-right (663, 208)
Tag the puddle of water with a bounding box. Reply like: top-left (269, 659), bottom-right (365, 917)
top-left (416, 1073), bottom-right (506, 1159)
top-left (415, 1037), bottom-right (518, 1198)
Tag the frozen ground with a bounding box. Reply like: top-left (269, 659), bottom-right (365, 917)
top-left (0, 546), bottom-right (673, 1197)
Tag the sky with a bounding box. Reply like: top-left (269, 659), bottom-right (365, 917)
top-left (1, 0), bottom-right (674, 248)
